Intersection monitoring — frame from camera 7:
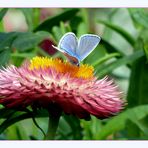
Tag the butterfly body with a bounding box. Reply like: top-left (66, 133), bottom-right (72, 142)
top-left (53, 32), bottom-right (101, 65)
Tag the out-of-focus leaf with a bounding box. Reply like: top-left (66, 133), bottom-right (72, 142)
top-left (125, 118), bottom-right (148, 138)
top-left (128, 9), bottom-right (148, 29)
top-left (6, 123), bottom-right (28, 140)
top-left (144, 44), bottom-right (148, 61)
top-left (20, 8), bottom-right (33, 31)
top-left (81, 116), bottom-right (102, 140)
top-left (12, 31), bottom-right (50, 52)
top-left (92, 53), bottom-right (121, 67)
top-left (0, 108), bottom-right (16, 119)
top-left (11, 52), bottom-right (36, 58)
top-left (140, 30), bottom-right (148, 61)
top-left (77, 9), bottom-right (89, 37)
top-left (0, 32), bottom-right (18, 52)
top-left (81, 9), bottom-right (89, 32)
top-left (101, 38), bottom-right (125, 56)
top-left (34, 9), bottom-right (79, 32)
top-left (51, 22), bottom-right (72, 43)
top-left (69, 16), bottom-right (82, 33)
top-left (127, 56), bottom-right (148, 107)
top-left (0, 109), bottom-right (48, 134)
top-left (62, 114), bottom-right (83, 140)
top-left (0, 8), bottom-right (8, 22)
top-left (0, 48), bottom-right (11, 67)
top-left (124, 35), bottom-right (148, 138)
top-left (56, 116), bottom-right (72, 140)
top-left (126, 55), bottom-right (148, 137)
top-left (29, 135), bottom-right (38, 140)
top-left (98, 105), bottom-right (148, 139)
top-left (55, 114), bottom-right (83, 140)
top-left (33, 8), bottom-right (40, 28)
top-left (77, 22), bottom-right (88, 38)
top-left (60, 21), bottom-right (67, 35)
top-left (96, 50), bottom-right (144, 77)
top-left (15, 126), bottom-right (23, 140)
top-left (52, 26), bottom-right (63, 42)
top-left (97, 20), bottom-right (135, 46)
top-left (0, 112), bottom-right (32, 134)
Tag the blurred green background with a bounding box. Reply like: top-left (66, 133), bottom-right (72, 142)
top-left (0, 8), bottom-right (148, 140)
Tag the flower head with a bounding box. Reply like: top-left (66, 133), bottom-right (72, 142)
top-left (0, 56), bottom-right (124, 119)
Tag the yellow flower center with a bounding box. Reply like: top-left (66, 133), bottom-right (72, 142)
top-left (29, 56), bottom-right (94, 79)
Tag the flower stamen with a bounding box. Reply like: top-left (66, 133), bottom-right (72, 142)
top-left (29, 56), bottom-right (94, 79)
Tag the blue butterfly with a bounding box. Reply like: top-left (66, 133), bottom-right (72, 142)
top-left (53, 32), bottom-right (101, 66)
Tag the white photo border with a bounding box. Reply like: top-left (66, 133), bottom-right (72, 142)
top-left (0, 0), bottom-right (147, 7)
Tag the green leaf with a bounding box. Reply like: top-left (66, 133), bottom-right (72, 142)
top-left (0, 108), bottom-right (16, 119)
top-left (101, 38), bottom-right (125, 56)
top-left (81, 116), bottom-right (102, 140)
top-left (34, 9), bottom-right (79, 32)
top-left (55, 114), bottom-right (82, 140)
top-left (20, 8), bottom-right (33, 31)
top-left (128, 9), bottom-right (148, 29)
top-left (127, 57), bottom-right (148, 107)
top-left (11, 52), bottom-right (36, 59)
top-left (62, 114), bottom-right (82, 140)
top-left (98, 105), bottom-right (148, 139)
top-left (0, 109), bottom-right (48, 134)
top-left (0, 32), bottom-right (18, 52)
top-left (77, 22), bottom-right (88, 38)
top-left (0, 48), bottom-right (11, 67)
top-left (0, 8), bottom-right (8, 22)
top-left (140, 29), bottom-right (148, 61)
top-left (69, 16), bottom-right (82, 33)
top-left (126, 56), bottom-right (148, 137)
top-left (52, 26), bottom-right (63, 42)
top-left (80, 9), bottom-right (89, 32)
top-left (97, 20), bottom-right (135, 46)
top-left (92, 53), bottom-right (121, 67)
top-left (33, 8), bottom-right (40, 28)
top-left (144, 44), bottom-right (148, 61)
top-left (12, 31), bottom-right (50, 52)
top-left (60, 21), bottom-right (67, 35)
top-left (0, 112), bottom-right (32, 134)
top-left (96, 50), bottom-right (144, 77)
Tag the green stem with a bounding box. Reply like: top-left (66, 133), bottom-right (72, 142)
top-left (44, 110), bottom-right (61, 140)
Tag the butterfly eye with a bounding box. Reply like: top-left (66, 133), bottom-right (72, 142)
top-left (76, 63), bottom-right (80, 67)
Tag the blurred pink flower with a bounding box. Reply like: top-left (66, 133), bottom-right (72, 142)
top-left (39, 39), bottom-right (57, 55)
top-left (0, 57), bottom-right (124, 120)
top-left (3, 9), bottom-right (28, 32)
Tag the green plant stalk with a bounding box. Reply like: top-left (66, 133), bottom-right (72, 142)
top-left (44, 110), bottom-right (61, 140)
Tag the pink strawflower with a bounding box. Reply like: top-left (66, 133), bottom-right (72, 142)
top-left (0, 57), bottom-right (124, 120)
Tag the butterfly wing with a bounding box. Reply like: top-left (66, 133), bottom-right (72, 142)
top-left (53, 32), bottom-right (80, 64)
top-left (77, 34), bottom-right (101, 61)
top-left (58, 32), bottom-right (78, 57)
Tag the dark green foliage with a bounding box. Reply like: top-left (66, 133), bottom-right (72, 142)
top-left (0, 8), bottom-right (8, 22)
top-left (34, 9), bottom-right (79, 32)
